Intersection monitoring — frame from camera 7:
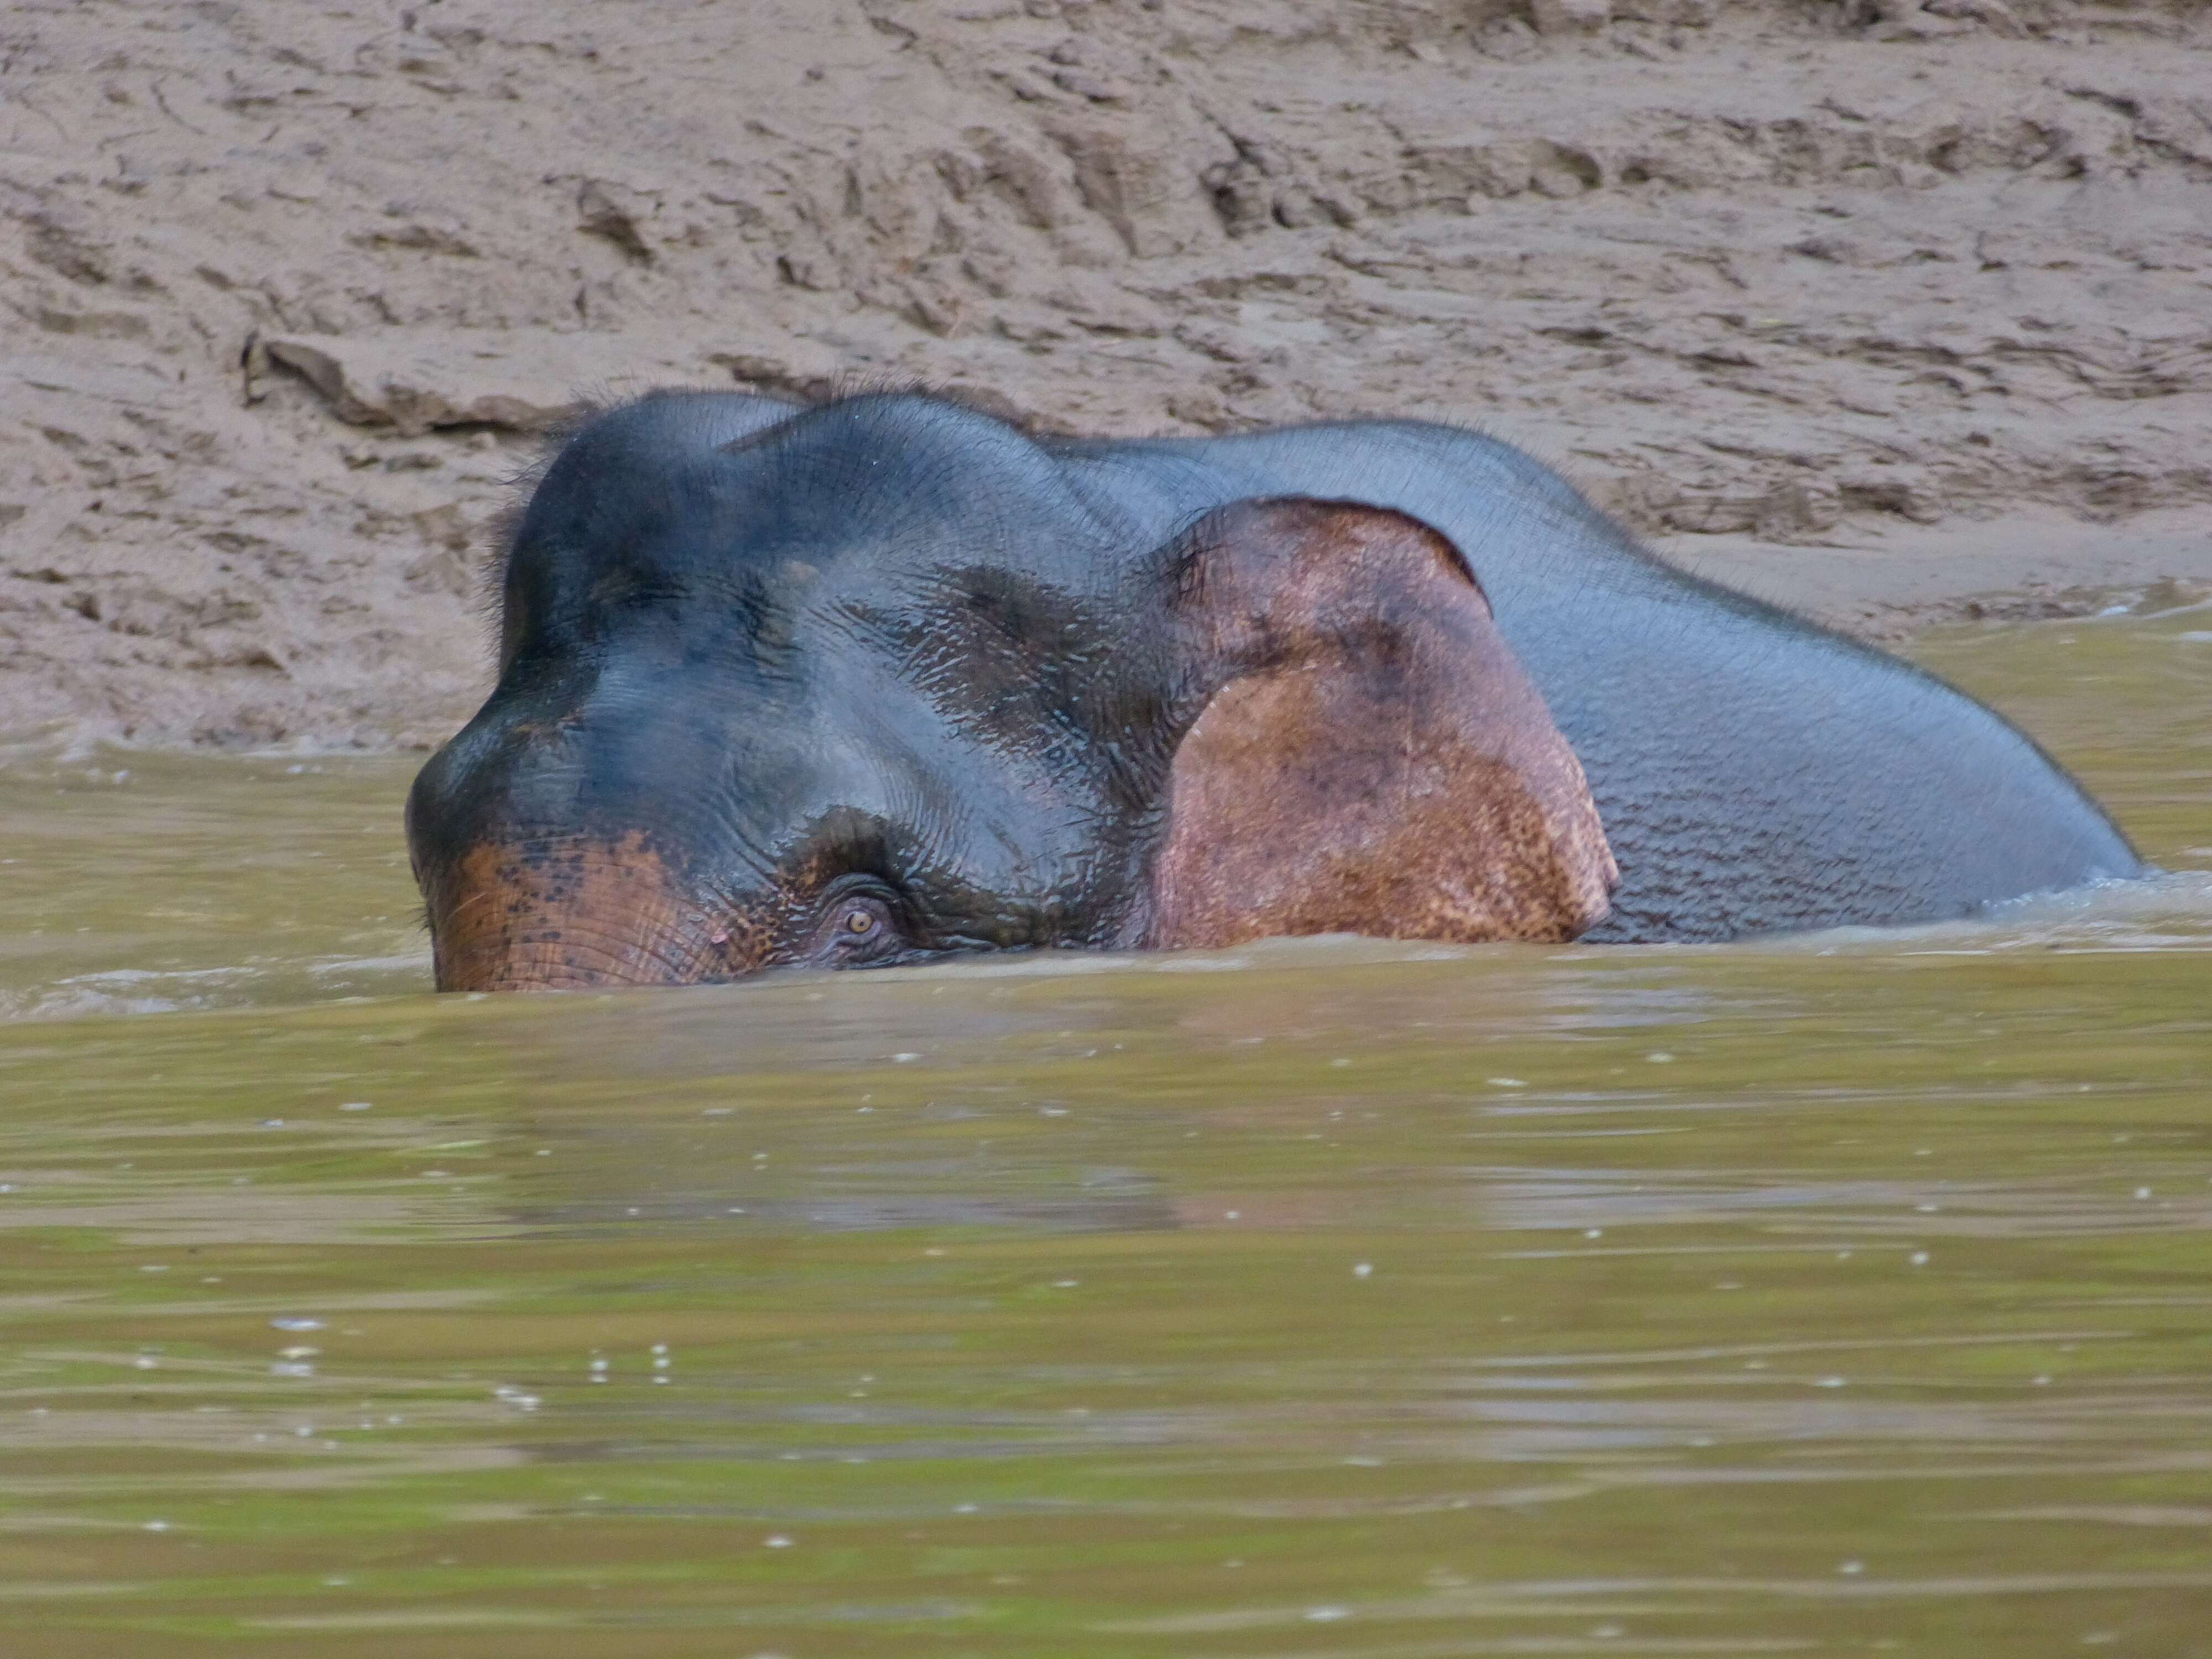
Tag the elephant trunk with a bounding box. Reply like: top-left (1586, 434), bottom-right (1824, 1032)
top-left (422, 833), bottom-right (766, 993)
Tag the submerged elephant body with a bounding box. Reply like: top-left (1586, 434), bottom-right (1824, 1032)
top-left (406, 390), bottom-right (2139, 990)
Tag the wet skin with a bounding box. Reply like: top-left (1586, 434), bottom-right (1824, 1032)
top-left (405, 390), bottom-right (2142, 990)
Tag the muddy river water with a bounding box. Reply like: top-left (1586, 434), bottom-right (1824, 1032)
top-left (2, 608), bottom-right (2209, 1658)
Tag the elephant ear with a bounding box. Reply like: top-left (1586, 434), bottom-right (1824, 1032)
top-left (1144, 498), bottom-right (1616, 950)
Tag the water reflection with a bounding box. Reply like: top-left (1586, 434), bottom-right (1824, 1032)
top-left (0, 610), bottom-right (2208, 1655)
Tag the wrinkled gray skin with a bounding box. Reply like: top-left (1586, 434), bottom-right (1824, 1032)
top-left (614, 392), bottom-right (2137, 943)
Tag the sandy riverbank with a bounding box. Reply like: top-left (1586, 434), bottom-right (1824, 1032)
top-left (3, 0), bottom-right (2206, 748)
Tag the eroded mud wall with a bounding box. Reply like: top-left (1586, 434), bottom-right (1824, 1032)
top-left (3, 1), bottom-right (2206, 743)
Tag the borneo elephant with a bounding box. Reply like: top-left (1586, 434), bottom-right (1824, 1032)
top-left (405, 389), bottom-right (2140, 991)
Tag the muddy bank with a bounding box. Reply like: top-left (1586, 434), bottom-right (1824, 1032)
top-left (2, 0), bottom-right (2206, 747)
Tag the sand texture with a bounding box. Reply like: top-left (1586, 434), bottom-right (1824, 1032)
top-left (2, 0), bottom-right (2207, 746)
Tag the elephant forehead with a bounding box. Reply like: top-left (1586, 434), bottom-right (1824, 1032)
top-left (503, 393), bottom-right (1109, 636)
top-left (827, 574), bottom-right (1124, 735)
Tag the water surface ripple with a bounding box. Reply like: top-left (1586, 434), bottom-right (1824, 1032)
top-left (0, 609), bottom-right (2207, 1657)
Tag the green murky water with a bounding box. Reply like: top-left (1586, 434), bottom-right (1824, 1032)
top-left (2, 609), bottom-right (2209, 1658)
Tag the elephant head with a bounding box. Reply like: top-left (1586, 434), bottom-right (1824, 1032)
top-left (405, 392), bottom-right (1615, 991)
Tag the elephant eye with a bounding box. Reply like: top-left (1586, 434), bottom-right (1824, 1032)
top-left (808, 892), bottom-right (901, 966)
